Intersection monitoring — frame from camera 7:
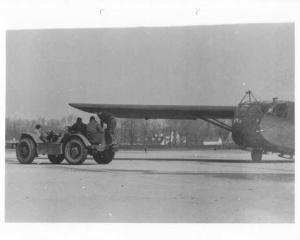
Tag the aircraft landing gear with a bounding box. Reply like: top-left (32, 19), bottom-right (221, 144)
top-left (251, 149), bottom-right (263, 162)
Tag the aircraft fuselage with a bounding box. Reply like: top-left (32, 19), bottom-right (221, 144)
top-left (232, 100), bottom-right (294, 156)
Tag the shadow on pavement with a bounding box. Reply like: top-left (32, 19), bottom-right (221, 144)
top-left (6, 158), bottom-right (294, 164)
top-left (26, 166), bottom-right (294, 181)
top-left (114, 158), bottom-right (294, 164)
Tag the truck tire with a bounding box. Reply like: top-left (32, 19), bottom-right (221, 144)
top-left (48, 154), bottom-right (64, 164)
top-left (251, 149), bottom-right (263, 162)
top-left (93, 150), bottom-right (115, 164)
top-left (16, 137), bottom-right (36, 164)
top-left (64, 138), bottom-right (87, 165)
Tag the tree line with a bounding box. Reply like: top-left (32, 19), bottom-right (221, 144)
top-left (6, 115), bottom-right (233, 146)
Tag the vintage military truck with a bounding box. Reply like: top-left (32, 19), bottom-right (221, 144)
top-left (16, 129), bottom-right (117, 165)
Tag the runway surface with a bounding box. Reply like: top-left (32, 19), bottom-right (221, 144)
top-left (5, 149), bottom-right (294, 222)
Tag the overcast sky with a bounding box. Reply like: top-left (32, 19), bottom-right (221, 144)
top-left (6, 23), bottom-right (294, 120)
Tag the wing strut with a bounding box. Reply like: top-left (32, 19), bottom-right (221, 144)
top-left (199, 117), bottom-right (232, 132)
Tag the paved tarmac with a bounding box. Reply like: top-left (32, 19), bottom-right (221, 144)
top-left (5, 149), bottom-right (294, 222)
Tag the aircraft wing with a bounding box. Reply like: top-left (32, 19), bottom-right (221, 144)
top-left (69, 103), bottom-right (236, 120)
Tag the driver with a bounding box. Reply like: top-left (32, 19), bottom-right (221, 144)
top-left (68, 117), bottom-right (86, 135)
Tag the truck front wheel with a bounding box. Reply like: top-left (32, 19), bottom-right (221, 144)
top-left (64, 138), bottom-right (87, 165)
top-left (16, 137), bottom-right (36, 164)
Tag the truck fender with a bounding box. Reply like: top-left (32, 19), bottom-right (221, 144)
top-left (20, 132), bottom-right (43, 144)
top-left (63, 133), bottom-right (91, 147)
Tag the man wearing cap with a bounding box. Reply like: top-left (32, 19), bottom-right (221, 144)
top-left (97, 112), bottom-right (117, 144)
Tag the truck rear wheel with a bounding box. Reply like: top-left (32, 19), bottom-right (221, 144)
top-left (48, 154), bottom-right (64, 164)
top-left (93, 150), bottom-right (115, 164)
top-left (16, 137), bottom-right (36, 164)
top-left (64, 138), bottom-right (87, 165)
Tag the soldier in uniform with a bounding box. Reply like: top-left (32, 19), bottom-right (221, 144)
top-left (97, 112), bottom-right (117, 144)
top-left (34, 124), bottom-right (45, 141)
top-left (68, 117), bottom-right (86, 135)
top-left (86, 116), bottom-right (104, 144)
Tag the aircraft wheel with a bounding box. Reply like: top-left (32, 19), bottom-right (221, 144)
top-left (93, 150), bottom-right (115, 164)
top-left (48, 154), bottom-right (64, 164)
top-left (64, 138), bottom-right (87, 165)
top-left (16, 137), bottom-right (36, 164)
top-left (251, 149), bottom-right (263, 162)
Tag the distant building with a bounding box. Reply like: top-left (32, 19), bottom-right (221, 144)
top-left (203, 137), bottom-right (223, 146)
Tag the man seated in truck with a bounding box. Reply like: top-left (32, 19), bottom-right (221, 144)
top-left (86, 116), bottom-right (104, 144)
top-left (68, 117), bottom-right (86, 135)
top-left (34, 124), bottom-right (45, 142)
